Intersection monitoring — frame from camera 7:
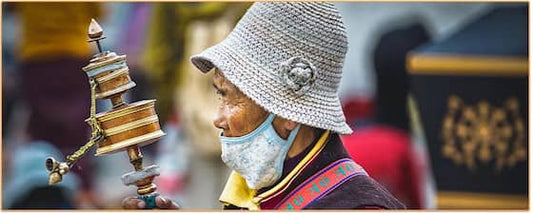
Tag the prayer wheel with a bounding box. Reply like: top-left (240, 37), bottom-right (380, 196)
top-left (81, 18), bottom-right (165, 157)
top-left (45, 18), bottom-right (165, 208)
top-left (82, 49), bottom-right (165, 155)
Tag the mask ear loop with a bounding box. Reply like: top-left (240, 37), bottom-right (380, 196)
top-left (270, 123), bottom-right (302, 187)
top-left (286, 123), bottom-right (301, 144)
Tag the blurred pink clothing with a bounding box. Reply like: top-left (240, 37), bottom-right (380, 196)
top-left (341, 125), bottom-right (425, 208)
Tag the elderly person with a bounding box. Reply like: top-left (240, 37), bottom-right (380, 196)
top-left (123, 2), bottom-right (404, 209)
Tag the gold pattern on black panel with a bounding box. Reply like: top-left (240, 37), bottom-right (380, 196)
top-left (441, 95), bottom-right (526, 172)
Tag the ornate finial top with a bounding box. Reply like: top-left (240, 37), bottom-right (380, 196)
top-left (88, 18), bottom-right (104, 39)
top-left (87, 18), bottom-right (106, 53)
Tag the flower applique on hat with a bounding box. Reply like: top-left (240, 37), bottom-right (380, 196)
top-left (279, 57), bottom-right (316, 96)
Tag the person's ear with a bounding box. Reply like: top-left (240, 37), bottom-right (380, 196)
top-left (272, 116), bottom-right (299, 139)
top-left (284, 120), bottom-right (299, 131)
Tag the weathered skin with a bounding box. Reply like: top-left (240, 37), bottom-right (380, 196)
top-left (212, 69), bottom-right (269, 138)
top-left (212, 69), bottom-right (317, 158)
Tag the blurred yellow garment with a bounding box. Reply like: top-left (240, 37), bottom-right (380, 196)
top-left (17, 2), bottom-right (102, 61)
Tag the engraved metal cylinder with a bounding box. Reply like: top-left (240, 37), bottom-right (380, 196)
top-left (92, 100), bottom-right (165, 156)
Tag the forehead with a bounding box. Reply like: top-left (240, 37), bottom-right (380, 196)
top-left (213, 68), bottom-right (226, 81)
top-left (214, 69), bottom-right (249, 97)
top-left (213, 69), bottom-right (234, 88)
top-left (213, 69), bottom-right (224, 81)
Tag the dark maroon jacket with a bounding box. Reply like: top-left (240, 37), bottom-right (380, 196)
top-left (224, 131), bottom-right (405, 210)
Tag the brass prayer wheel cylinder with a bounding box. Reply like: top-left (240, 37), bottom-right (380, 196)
top-left (82, 51), bottom-right (136, 100)
top-left (93, 100), bottom-right (165, 156)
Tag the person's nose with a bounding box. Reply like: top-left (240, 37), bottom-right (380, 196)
top-left (213, 110), bottom-right (228, 131)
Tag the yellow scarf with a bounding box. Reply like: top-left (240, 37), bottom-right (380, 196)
top-left (219, 131), bottom-right (330, 210)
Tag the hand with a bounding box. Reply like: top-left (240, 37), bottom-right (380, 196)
top-left (122, 196), bottom-right (180, 209)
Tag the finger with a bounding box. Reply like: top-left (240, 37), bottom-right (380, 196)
top-left (156, 196), bottom-right (179, 209)
top-left (156, 196), bottom-right (170, 209)
top-left (137, 200), bottom-right (146, 209)
top-left (122, 197), bottom-right (145, 209)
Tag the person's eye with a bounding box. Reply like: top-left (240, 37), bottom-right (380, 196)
top-left (213, 83), bottom-right (225, 97)
top-left (215, 89), bottom-right (225, 96)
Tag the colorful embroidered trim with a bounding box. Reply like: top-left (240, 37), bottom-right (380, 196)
top-left (275, 158), bottom-right (367, 210)
top-left (255, 130), bottom-right (331, 203)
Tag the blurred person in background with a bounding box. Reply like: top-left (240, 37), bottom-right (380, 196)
top-left (8, 2), bottom-right (104, 208)
top-left (341, 21), bottom-right (432, 208)
top-left (123, 2), bottom-right (404, 210)
top-left (2, 4), bottom-right (21, 138)
top-left (3, 141), bottom-right (81, 209)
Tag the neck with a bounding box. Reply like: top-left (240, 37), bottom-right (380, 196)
top-left (287, 125), bottom-right (319, 158)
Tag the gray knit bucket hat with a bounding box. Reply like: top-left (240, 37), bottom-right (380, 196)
top-left (190, 2), bottom-right (352, 134)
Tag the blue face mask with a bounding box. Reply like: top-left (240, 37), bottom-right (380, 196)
top-left (219, 113), bottom-right (301, 189)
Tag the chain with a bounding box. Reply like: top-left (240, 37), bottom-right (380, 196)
top-left (66, 79), bottom-right (105, 166)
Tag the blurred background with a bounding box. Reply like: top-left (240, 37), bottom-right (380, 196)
top-left (1, 2), bottom-right (528, 210)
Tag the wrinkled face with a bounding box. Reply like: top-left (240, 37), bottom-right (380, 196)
top-left (212, 69), bottom-right (269, 137)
